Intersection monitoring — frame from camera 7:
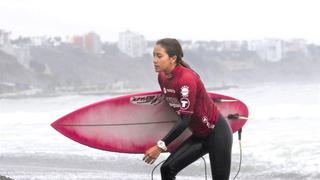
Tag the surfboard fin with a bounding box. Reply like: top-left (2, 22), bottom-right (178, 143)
top-left (227, 113), bottom-right (240, 119)
top-left (213, 98), bottom-right (238, 103)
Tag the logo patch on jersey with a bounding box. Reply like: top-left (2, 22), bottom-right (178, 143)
top-left (202, 116), bottom-right (215, 129)
top-left (180, 97), bottom-right (190, 110)
top-left (166, 88), bottom-right (176, 93)
top-left (163, 87), bottom-right (167, 94)
top-left (202, 116), bottom-right (209, 123)
top-left (181, 85), bottom-right (189, 97)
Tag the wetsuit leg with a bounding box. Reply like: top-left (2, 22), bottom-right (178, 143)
top-left (160, 135), bottom-right (208, 180)
top-left (208, 115), bottom-right (233, 180)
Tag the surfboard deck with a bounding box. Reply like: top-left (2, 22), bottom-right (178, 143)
top-left (51, 91), bottom-right (248, 154)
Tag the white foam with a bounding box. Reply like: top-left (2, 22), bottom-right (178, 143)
top-left (1, 82), bottom-right (320, 179)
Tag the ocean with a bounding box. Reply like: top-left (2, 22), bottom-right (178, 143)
top-left (0, 82), bottom-right (319, 180)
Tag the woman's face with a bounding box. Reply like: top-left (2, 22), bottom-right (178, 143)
top-left (153, 44), bottom-right (176, 73)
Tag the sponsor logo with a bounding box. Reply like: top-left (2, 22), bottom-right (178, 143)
top-left (130, 95), bottom-right (164, 105)
top-left (181, 85), bottom-right (189, 97)
top-left (163, 87), bottom-right (175, 94)
top-left (166, 88), bottom-right (176, 93)
top-left (180, 97), bottom-right (190, 110)
top-left (202, 116), bottom-right (215, 129)
top-left (163, 87), bottom-right (167, 94)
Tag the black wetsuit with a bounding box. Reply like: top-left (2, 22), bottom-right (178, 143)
top-left (160, 114), bottom-right (233, 180)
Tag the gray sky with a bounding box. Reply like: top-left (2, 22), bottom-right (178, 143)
top-left (1, 0), bottom-right (320, 43)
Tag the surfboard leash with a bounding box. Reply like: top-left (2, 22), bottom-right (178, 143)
top-left (201, 156), bottom-right (208, 180)
top-left (150, 129), bottom-right (243, 180)
top-left (233, 128), bottom-right (243, 180)
top-left (149, 111), bottom-right (245, 179)
top-left (189, 129), bottom-right (243, 180)
top-left (151, 160), bottom-right (165, 180)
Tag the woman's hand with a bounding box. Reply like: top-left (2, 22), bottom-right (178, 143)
top-left (143, 145), bottom-right (162, 164)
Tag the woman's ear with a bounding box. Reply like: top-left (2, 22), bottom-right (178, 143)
top-left (170, 55), bottom-right (177, 65)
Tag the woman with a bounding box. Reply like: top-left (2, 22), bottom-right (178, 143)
top-left (143, 38), bottom-right (233, 180)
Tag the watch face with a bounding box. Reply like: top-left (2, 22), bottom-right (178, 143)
top-left (157, 141), bottom-right (167, 150)
top-left (158, 141), bottom-right (164, 147)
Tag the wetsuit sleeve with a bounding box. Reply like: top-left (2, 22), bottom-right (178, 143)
top-left (178, 76), bottom-right (197, 115)
top-left (161, 114), bottom-right (192, 146)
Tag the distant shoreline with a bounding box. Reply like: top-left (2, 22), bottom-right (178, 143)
top-left (0, 89), bottom-right (144, 99)
top-left (0, 175), bottom-right (14, 180)
top-left (1, 80), bottom-right (319, 99)
top-left (0, 85), bottom-right (238, 99)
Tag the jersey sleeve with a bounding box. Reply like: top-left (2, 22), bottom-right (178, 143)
top-left (177, 75), bottom-right (197, 115)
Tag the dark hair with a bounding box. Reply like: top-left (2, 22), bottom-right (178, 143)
top-left (156, 38), bottom-right (191, 69)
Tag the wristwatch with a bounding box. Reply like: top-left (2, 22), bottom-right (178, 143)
top-left (157, 140), bottom-right (167, 151)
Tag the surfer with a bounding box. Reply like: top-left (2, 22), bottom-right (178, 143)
top-left (143, 38), bottom-right (233, 180)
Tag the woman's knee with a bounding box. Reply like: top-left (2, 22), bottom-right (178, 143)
top-left (161, 162), bottom-right (172, 174)
top-left (160, 162), bottom-right (177, 177)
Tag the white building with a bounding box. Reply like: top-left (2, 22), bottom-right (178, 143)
top-left (0, 29), bottom-right (31, 69)
top-left (222, 41), bottom-right (243, 51)
top-left (0, 30), bottom-right (10, 46)
top-left (248, 39), bottom-right (284, 62)
top-left (118, 31), bottom-right (147, 58)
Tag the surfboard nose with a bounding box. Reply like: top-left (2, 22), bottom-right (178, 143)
top-left (51, 117), bottom-right (64, 131)
top-left (51, 121), bottom-right (61, 134)
top-left (51, 121), bottom-right (57, 129)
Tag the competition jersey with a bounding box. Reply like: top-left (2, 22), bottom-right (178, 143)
top-left (158, 65), bottom-right (220, 137)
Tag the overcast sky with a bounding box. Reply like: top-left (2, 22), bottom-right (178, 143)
top-left (1, 0), bottom-right (320, 43)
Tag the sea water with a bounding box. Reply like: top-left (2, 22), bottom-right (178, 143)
top-left (0, 82), bottom-right (319, 180)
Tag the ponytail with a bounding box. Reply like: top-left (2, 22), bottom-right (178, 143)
top-left (178, 58), bottom-right (200, 77)
top-left (178, 59), bottom-right (191, 69)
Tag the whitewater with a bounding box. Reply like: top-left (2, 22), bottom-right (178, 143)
top-left (0, 82), bottom-right (319, 180)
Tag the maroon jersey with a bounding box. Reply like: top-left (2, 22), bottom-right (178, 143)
top-left (158, 65), bottom-right (220, 137)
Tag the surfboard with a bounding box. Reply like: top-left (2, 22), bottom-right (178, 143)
top-left (51, 91), bottom-right (248, 154)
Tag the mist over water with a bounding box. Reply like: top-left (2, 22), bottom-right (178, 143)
top-left (0, 82), bottom-right (319, 180)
